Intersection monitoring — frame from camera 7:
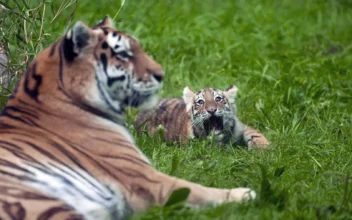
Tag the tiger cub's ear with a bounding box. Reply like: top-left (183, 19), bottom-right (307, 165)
top-left (183, 87), bottom-right (195, 112)
top-left (64, 21), bottom-right (97, 61)
top-left (223, 85), bottom-right (238, 105)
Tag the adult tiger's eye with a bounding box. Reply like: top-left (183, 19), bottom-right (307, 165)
top-left (197, 99), bottom-right (204, 105)
top-left (117, 51), bottom-right (131, 58)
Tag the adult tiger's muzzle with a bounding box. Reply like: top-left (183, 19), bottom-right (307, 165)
top-left (125, 71), bottom-right (164, 109)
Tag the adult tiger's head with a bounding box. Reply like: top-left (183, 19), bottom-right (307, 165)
top-left (12, 15), bottom-right (164, 122)
top-left (183, 86), bottom-right (238, 139)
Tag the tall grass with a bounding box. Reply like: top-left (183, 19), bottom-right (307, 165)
top-left (0, 0), bottom-right (78, 106)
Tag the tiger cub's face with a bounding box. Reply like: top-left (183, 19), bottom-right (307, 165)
top-left (183, 86), bottom-right (238, 138)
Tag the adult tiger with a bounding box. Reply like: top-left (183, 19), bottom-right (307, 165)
top-left (0, 16), bottom-right (255, 220)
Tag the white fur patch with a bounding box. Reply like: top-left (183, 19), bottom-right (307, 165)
top-left (223, 86), bottom-right (238, 105)
top-left (24, 163), bottom-right (126, 220)
top-left (66, 30), bottom-right (72, 39)
top-left (182, 87), bottom-right (195, 112)
top-left (94, 64), bottom-right (126, 115)
top-left (138, 95), bottom-right (158, 111)
top-left (106, 33), bottom-right (133, 59)
top-left (93, 29), bottom-right (103, 35)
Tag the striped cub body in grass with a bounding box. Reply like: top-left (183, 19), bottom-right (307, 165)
top-left (134, 86), bottom-right (270, 149)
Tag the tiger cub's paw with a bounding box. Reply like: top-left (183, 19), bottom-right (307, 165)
top-left (248, 136), bottom-right (270, 150)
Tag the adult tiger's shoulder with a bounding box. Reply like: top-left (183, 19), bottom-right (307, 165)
top-left (134, 86), bottom-right (270, 149)
top-left (0, 16), bottom-right (254, 219)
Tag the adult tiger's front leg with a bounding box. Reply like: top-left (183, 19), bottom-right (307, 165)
top-left (116, 167), bottom-right (255, 212)
top-left (155, 171), bottom-right (255, 208)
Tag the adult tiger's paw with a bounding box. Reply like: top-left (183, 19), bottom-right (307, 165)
top-left (228, 187), bottom-right (256, 202)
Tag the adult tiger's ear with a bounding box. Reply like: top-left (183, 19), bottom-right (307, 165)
top-left (64, 21), bottom-right (97, 61)
top-left (223, 85), bottom-right (238, 105)
top-left (183, 87), bottom-right (195, 112)
top-left (94, 15), bottom-right (115, 28)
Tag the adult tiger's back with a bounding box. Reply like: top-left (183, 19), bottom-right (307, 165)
top-left (0, 16), bottom-right (254, 220)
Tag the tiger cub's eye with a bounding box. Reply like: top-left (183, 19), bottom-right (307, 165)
top-left (197, 99), bottom-right (205, 105)
top-left (215, 96), bottom-right (223, 102)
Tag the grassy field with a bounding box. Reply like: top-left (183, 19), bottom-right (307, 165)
top-left (1, 0), bottom-right (352, 219)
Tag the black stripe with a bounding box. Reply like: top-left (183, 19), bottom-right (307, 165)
top-left (23, 63), bottom-right (42, 103)
top-left (0, 140), bottom-right (23, 151)
top-left (0, 107), bottom-right (37, 126)
top-left (158, 98), bottom-right (172, 112)
top-left (59, 40), bottom-right (65, 84)
top-left (126, 74), bottom-right (131, 89)
top-left (167, 100), bottom-right (185, 132)
top-left (100, 53), bottom-right (108, 74)
top-left (0, 158), bottom-right (35, 174)
top-left (13, 150), bottom-right (41, 164)
top-left (17, 99), bottom-right (120, 133)
top-left (101, 27), bottom-right (109, 35)
top-left (99, 154), bottom-right (150, 166)
top-left (107, 75), bottom-right (125, 87)
top-left (2, 106), bottom-right (39, 119)
top-left (108, 162), bottom-right (160, 184)
top-left (0, 184), bottom-right (55, 200)
top-left (110, 47), bottom-right (116, 57)
top-left (49, 42), bottom-right (58, 57)
top-left (37, 205), bottom-right (79, 220)
top-left (13, 139), bottom-right (65, 165)
top-left (93, 137), bottom-right (135, 148)
top-left (102, 42), bottom-right (109, 49)
top-left (0, 131), bottom-right (33, 138)
top-left (62, 37), bottom-right (76, 62)
top-left (0, 121), bottom-right (15, 129)
top-left (2, 198), bottom-right (26, 219)
top-left (0, 169), bottom-right (43, 182)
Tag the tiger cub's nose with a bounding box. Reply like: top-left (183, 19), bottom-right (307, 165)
top-left (206, 107), bottom-right (217, 115)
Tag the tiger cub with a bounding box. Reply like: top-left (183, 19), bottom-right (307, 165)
top-left (134, 86), bottom-right (270, 149)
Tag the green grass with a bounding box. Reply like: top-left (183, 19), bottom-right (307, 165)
top-left (1, 0), bottom-right (352, 219)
